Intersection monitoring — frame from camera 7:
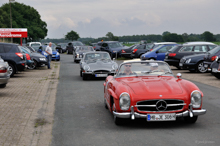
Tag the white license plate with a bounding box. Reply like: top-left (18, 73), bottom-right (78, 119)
top-left (204, 64), bottom-right (208, 68)
top-left (179, 63), bottom-right (183, 66)
top-left (52, 55), bottom-right (55, 57)
top-left (95, 74), bottom-right (108, 77)
top-left (147, 113), bottom-right (176, 121)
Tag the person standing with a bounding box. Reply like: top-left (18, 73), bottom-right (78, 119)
top-left (45, 42), bottom-right (53, 69)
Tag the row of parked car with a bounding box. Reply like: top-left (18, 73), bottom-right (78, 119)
top-left (0, 41), bottom-right (62, 88)
top-left (116, 41), bottom-right (220, 79)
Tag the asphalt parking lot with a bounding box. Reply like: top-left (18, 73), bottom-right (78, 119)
top-left (0, 56), bottom-right (219, 146)
top-left (0, 62), bottom-right (60, 146)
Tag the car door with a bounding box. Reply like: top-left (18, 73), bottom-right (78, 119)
top-left (100, 43), bottom-right (110, 53)
top-left (156, 45), bottom-right (173, 61)
top-left (192, 45), bottom-right (208, 54)
top-left (0, 44), bottom-right (5, 60)
top-left (176, 45), bottom-right (194, 61)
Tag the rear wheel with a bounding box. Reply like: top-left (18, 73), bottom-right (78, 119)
top-left (184, 116), bottom-right (198, 124)
top-left (196, 61), bottom-right (207, 73)
top-left (8, 63), bottom-right (15, 77)
top-left (139, 54), bottom-right (144, 59)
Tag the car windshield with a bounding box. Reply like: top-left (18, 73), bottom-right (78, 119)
top-left (108, 42), bottom-right (123, 48)
top-left (73, 42), bottom-right (84, 46)
top-left (31, 44), bottom-right (41, 51)
top-left (116, 61), bottom-right (173, 77)
top-left (207, 46), bottom-right (220, 55)
top-left (168, 45), bottom-right (181, 52)
top-left (59, 43), bottom-right (67, 47)
top-left (76, 46), bottom-right (93, 52)
top-left (84, 53), bottom-right (111, 63)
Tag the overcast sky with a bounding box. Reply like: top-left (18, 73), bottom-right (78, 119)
top-left (0, 0), bottom-right (219, 39)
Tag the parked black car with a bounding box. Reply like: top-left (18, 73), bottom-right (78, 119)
top-left (93, 41), bottom-right (104, 51)
top-left (121, 45), bottom-right (137, 58)
top-left (56, 43), bottom-right (67, 53)
top-left (97, 41), bottom-right (128, 58)
top-left (23, 46), bottom-right (48, 68)
top-left (66, 41), bottom-right (84, 54)
top-left (0, 43), bottom-right (26, 77)
top-left (164, 42), bottom-right (217, 69)
top-left (210, 57), bottom-right (220, 79)
top-left (203, 46), bottom-right (220, 72)
top-left (73, 46), bottom-right (95, 63)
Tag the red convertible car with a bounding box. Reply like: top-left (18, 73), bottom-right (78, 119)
top-left (103, 61), bottom-right (206, 125)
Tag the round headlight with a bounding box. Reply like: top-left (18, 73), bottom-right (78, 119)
top-left (119, 92), bottom-right (130, 111)
top-left (112, 64), bottom-right (118, 70)
top-left (191, 90), bottom-right (202, 108)
top-left (83, 65), bottom-right (90, 71)
top-left (57, 52), bottom-right (59, 55)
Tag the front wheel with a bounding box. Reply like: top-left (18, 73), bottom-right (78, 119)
top-left (213, 73), bottom-right (220, 79)
top-left (112, 103), bottom-right (124, 125)
top-left (184, 116), bottom-right (198, 123)
top-left (80, 70), bottom-right (82, 77)
top-left (82, 74), bottom-right (87, 80)
top-left (0, 84), bottom-right (6, 88)
top-left (196, 61), bottom-right (207, 73)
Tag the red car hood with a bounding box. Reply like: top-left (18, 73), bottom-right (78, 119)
top-left (120, 76), bottom-right (183, 95)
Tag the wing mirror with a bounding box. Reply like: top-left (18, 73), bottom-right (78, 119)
top-left (176, 73), bottom-right (182, 79)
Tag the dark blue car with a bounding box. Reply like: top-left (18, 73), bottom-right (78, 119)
top-left (141, 44), bottom-right (177, 61)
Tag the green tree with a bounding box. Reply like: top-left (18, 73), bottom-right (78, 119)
top-left (65, 30), bottom-right (80, 41)
top-left (162, 33), bottom-right (183, 42)
top-left (0, 2), bottom-right (48, 42)
top-left (201, 31), bottom-right (216, 41)
top-left (162, 31), bottom-right (171, 36)
top-left (106, 32), bottom-right (114, 40)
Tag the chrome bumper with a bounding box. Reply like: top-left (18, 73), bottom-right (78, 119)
top-left (113, 106), bottom-right (206, 120)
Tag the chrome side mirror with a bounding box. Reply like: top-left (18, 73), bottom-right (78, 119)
top-left (177, 73), bottom-right (182, 79)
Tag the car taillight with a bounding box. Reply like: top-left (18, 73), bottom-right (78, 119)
top-left (93, 46), bottom-right (96, 49)
top-left (150, 49), bottom-right (153, 51)
top-left (122, 50), bottom-right (125, 53)
top-left (15, 53), bottom-right (23, 59)
top-left (169, 53), bottom-right (176, 57)
top-left (0, 67), bottom-right (7, 73)
top-left (26, 54), bottom-right (31, 60)
top-left (211, 56), bottom-right (217, 61)
top-left (132, 49), bottom-right (138, 53)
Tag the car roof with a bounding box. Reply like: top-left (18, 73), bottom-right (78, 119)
top-left (0, 42), bottom-right (17, 46)
top-left (183, 42), bottom-right (215, 45)
top-left (154, 42), bottom-right (177, 45)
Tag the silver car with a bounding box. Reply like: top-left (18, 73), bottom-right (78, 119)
top-left (0, 57), bottom-right (10, 88)
top-left (80, 51), bottom-right (118, 80)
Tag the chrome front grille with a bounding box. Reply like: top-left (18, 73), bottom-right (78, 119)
top-left (94, 70), bottom-right (110, 74)
top-left (136, 99), bottom-right (185, 112)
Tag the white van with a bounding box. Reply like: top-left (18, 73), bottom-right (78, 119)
top-left (27, 42), bottom-right (42, 51)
